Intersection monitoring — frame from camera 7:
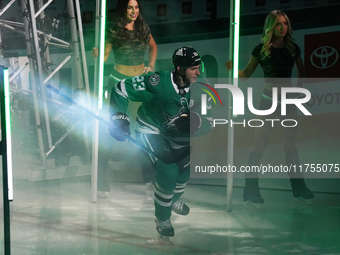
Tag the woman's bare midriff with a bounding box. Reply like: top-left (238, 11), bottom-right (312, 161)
top-left (115, 63), bottom-right (145, 76)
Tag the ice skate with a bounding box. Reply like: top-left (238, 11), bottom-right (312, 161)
top-left (158, 234), bottom-right (172, 243)
top-left (155, 218), bottom-right (174, 242)
top-left (172, 201), bottom-right (190, 215)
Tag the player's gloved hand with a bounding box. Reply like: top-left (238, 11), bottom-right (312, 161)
top-left (108, 113), bottom-right (131, 141)
top-left (175, 112), bottom-right (202, 134)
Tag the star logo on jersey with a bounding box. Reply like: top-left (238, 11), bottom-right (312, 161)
top-left (163, 108), bottom-right (186, 128)
top-left (148, 74), bottom-right (160, 86)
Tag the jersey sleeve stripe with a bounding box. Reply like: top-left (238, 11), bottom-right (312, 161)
top-left (114, 80), bottom-right (128, 99)
top-left (120, 79), bottom-right (128, 98)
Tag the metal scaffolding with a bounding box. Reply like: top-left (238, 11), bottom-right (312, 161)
top-left (0, 0), bottom-right (90, 166)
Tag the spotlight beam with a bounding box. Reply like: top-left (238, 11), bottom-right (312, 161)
top-left (47, 85), bottom-right (189, 164)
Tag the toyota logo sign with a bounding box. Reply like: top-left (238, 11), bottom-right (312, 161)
top-left (310, 46), bottom-right (339, 69)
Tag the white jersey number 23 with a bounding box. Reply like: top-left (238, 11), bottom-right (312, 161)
top-left (132, 76), bottom-right (146, 92)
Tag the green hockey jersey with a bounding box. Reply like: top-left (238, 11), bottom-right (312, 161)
top-left (110, 69), bottom-right (212, 143)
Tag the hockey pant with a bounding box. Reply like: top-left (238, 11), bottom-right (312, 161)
top-left (136, 132), bottom-right (190, 221)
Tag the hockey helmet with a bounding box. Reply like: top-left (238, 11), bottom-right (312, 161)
top-left (172, 46), bottom-right (203, 71)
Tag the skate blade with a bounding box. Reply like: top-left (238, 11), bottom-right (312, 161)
top-left (243, 201), bottom-right (263, 209)
top-left (97, 191), bottom-right (109, 199)
top-left (158, 234), bottom-right (172, 244)
top-left (171, 210), bottom-right (189, 216)
top-left (294, 197), bottom-right (313, 205)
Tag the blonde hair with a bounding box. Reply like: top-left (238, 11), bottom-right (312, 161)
top-left (261, 10), bottom-right (296, 59)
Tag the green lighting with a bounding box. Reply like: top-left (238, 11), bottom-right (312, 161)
top-left (201, 61), bottom-right (205, 74)
top-left (4, 69), bottom-right (13, 201)
top-left (98, 0), bottom-right (107, 109)
top-left (233, 0), bottom-right (240, 79)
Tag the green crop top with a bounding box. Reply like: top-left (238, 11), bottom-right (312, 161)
top-left (106, 23), bottom-right (151, 66)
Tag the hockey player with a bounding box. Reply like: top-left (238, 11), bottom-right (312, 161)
top-left (108, 46), bottom-right (212, 238)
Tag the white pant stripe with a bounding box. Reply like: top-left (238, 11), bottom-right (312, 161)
top-left (176, 183), bottom-right (187, 189)
top-left (174, 188), bottom-right (185, 193)
top-left (141, 134), bottom-right (157, 163)
top-left (154, 196), bottom-right (172, 207)
top-left (154, 187), bottom-right (174, 200)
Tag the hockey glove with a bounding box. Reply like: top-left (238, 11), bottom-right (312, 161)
top-left (175, 112), bottom-right (202, 134)
top-left (109, 113), bottom-right (131, 141)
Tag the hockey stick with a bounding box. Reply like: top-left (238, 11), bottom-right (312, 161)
top-left (47, 85), bottom-right (189, 164)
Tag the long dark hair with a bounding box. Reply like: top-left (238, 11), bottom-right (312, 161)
top-left (111, 0), bottom-right (150, 43)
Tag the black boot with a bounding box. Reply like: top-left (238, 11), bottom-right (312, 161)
top-left (290, 178), bottom-right (314, 203)
top-left (244, 152), bottom-right (264, 206)
top-left (286, 150), bottom-right (314, 204)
